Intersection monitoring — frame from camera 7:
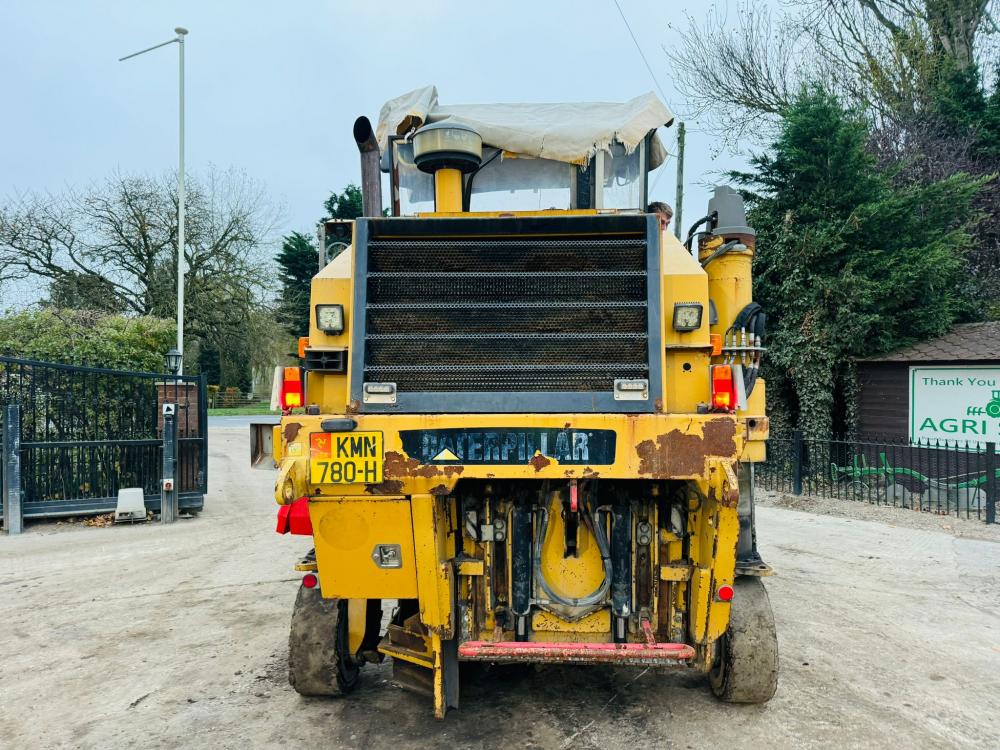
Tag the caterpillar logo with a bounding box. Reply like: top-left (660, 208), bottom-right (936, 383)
top-left (399, 428), bottom-right (617, 465)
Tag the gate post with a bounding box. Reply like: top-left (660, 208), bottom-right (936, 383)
top-left (791, 429), bottom-right (804, 496)
top-left (198, 373), bottom-right (208, 494)
top-left (986, 442), bottom-right (997, 525)
top-left (161, 403), bottom-right (179, 523)
top-left (2, 405), bottom-right (24, 535)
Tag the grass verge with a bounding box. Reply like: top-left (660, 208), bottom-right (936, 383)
top-left (208, 406), bottom-right (278, 416)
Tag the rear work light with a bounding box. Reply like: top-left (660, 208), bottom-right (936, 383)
top-left (280, 367), bottom-right (303, 411)
top-left (711, 365), bottom-right (736, 412)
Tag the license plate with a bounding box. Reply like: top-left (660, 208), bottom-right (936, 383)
top-left (309, 431), bottom-right (383, 484)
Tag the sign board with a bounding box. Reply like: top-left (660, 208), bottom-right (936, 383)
top-left (909, 366), bottom-right (1000, 447)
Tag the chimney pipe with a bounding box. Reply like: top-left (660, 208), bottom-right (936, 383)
top-left (353, 116), bottom-right (383, 217)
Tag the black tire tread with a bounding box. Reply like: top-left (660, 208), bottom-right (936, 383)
top-left (288, 585), bottom-right (360, 696)
top-left (710, 577), bottom-right (779, 703)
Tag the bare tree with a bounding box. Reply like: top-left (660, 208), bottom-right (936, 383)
top-left (0, 249), bottom-right (16, 300)
top-left (665, 0), bottom-right (999, 138)
top-left (0, 168), bottom-right (278, 312)
top-left (799, 0), bottom-right (999, 124)
top-left (807, 0), bottom-right (997, 71)
top-left (665, 3), bottom-right (821, 141)
top-left (0, 168), bottom-right (283, 379)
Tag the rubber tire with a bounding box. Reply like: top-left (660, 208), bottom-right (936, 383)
top-left (288, 584), bottom-right (360, 696)
top-left (709, 577), bottom-right (779, 703)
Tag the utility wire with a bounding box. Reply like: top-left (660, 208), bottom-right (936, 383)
top-left (612, 0), bottom-right (677, 199)
top-left (611, 0), bottom-right (672, 108)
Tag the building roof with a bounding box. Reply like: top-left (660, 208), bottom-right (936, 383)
top-left (375, 85), bottom-right (674, 169)
top-left (863, 321), bottom-right (1000, 363)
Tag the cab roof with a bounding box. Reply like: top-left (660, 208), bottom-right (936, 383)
top-left (375, 85), bottom-right (674, 169)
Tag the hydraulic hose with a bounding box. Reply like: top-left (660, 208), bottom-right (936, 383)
top-left (531, 498), bottom-right (611, 608)
top-left (511, 503), bottom-right (533, 619)
top-left (683, 210), bottom-right (718, 253)
top-left (700, 239), bottom-right (746, 267)
top-left (726, 302), bottom-right (766, 397)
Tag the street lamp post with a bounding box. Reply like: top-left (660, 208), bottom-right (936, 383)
top-left (120, 27), bottom-right (188, 375)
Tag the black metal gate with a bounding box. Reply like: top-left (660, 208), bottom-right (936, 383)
top-left (0, 356), bottom-right (207, 520)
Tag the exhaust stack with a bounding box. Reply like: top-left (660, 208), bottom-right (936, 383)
top-left (353, 116), bottom-right (383, 217)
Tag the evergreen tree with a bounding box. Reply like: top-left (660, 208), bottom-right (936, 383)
top-left (323, 184), bottom-right (364, 220)
top-left (274, 187), bottom-right (363, 340)
top-left (977, 70), bottom-right (1000, 163)
top-left (275, 231), bottom-right (316, 338)
top-left (736, 89), bottom-right (985, 437)
top-left (929, 63), bottom-right (986, 134)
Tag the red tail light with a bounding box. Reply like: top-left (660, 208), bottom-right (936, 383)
top-left (302, 573), bottom-right (318, 589)
top-left (276, 497), bottom-right (313, 535)
top-left (280, 367), bottom-right (303, 410)
top-left (716, 584), bottom-right (734, 602)
top-left (711, 365), bottom-right (736, 412)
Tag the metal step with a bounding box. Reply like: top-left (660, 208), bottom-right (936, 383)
top-left (457, 640), bottom-right (696, 666)
top-left (378, 619), bottom-right (434, 670)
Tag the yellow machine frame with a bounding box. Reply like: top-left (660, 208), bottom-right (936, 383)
top-left (263, 119), bottom-right (774, 716)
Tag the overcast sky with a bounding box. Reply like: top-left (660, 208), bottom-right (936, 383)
top-left (2, 0), bottom-right (751, 303)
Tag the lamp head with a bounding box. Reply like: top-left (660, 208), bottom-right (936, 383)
top-left (412, 121), bottom-right (483, 175)
top-left (165, 348), bottom-right (183, 375)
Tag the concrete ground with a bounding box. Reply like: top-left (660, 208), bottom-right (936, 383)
top-left (2, 427), bottom-right (999, 750)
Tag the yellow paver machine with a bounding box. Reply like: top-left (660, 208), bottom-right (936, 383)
top-left (255, 86), bottom-right (777, 717)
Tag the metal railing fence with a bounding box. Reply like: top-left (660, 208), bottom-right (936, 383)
top-left (756, 430), bottom-right (998, 523)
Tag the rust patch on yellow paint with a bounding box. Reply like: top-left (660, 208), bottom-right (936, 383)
top-left (721, 486), bottom-right (739, 508)
top-left (365, 479), bottom-right (404, 495)
top-left (429, 484), bottom-right (451, 496)
top-left (384, 451), bottom-right (421, 477)
top-left (385, 451), bottom-right (439, 479)
top-left (283, 422), bottom-right (302, 442)
top-left (635, 419), bottom-right (737, 477)
top-left (719, 460), bottom-right (740, 507)
top-left (747, 416), bottom-right (769, 441)
top-left (702, 419), bottom-right (738, 453)
top-left (529, 453), bottom-right (552, 472)
top-left (384, 451), bottom-right (465, 480)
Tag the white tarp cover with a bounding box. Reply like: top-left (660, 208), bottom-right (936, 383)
top-left (375, 85), bottom-right (674, 169)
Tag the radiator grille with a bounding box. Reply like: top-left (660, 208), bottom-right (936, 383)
top-left (359, 224), bottom-right (651, 395)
